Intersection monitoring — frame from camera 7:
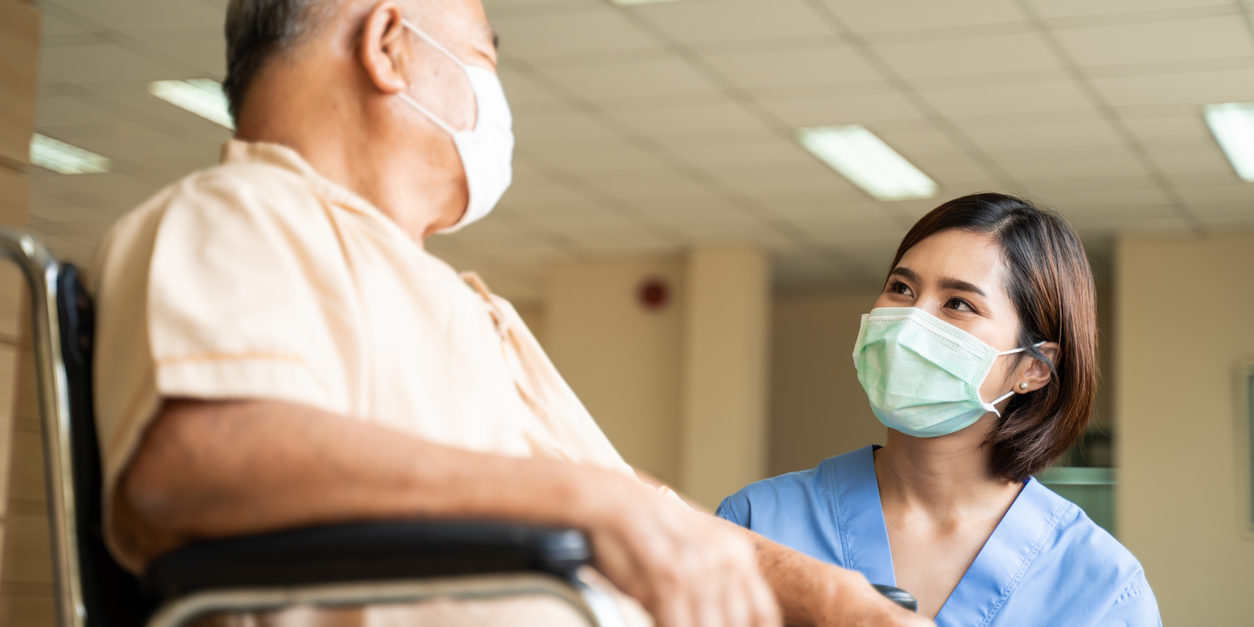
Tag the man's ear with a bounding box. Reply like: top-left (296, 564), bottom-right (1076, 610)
top-left (1017, 341), bottom-right (1059, 394)
top-left (359, 1), bottom-right (409, 94)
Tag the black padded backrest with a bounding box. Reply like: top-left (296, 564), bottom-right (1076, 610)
top-left (57, 264), bottom-right (152, 626)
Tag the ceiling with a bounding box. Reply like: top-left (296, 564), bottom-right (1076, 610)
top-left (27, 0), bottom-right (1254, 303)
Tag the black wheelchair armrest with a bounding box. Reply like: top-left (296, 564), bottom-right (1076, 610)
top-left (141, 519), bottom-right (591, 602)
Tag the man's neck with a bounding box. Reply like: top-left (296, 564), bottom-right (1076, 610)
top-left (234, 71), bottom-right (464, 243)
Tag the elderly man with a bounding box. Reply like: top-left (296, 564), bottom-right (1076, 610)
top-left (92, 0), bottom-right (928, 625)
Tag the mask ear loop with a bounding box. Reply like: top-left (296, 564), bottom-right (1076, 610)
top-left (988, 341), bottom-right (1049, 417)
top-left (397, 19), bottom-right (474, 136)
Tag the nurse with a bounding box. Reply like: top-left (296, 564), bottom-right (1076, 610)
top-left (718, 193), bottom-right (1160, 625)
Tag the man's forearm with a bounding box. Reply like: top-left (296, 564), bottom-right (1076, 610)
top-left (120, 399), bottom-right (618, 563)
top-left (737, 527), bottom-right (926, 626)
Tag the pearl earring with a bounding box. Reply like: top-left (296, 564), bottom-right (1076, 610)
top-left (1019, 382), bottom-right (1029, 390)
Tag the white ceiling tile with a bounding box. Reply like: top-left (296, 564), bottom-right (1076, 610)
top-left (1063, 203), bottom-right (1187, 232)
top-left (514, 105), bottom-right (619, 146)
top-left (699, 43), bottom-right (884, 92)
top-left (584, 166), bottom-right (722, 204)
top-left (1054, 16), bottom-right (1254, 68)
top-left (1197, 212), bottom-right (1254, 230)
top-left (995, 147), bottom-right (1153, 181)
top-left (485, 0), bottom-right (587, 9)
top-left (43, 0), bottom-right (224, 32)
top-left (1090, 68), bottom-right (1254, 107)
top-left (1021, 185), bottom-right (1172, 209)
top-left (1024, 0), bottom-right (1233, 20)
top-left (491, 5), bottom-right (662, 60)
top-left (39, 42), bottom-right (185, 86)
top-left (918, 78), bottom-right (1096, 118)
top-left (1173, 183), bottom-right (1254, 205)
top-left (521, 136), bottom-right (667, 173)
top-left (869, 32), bottom-right (1066, 81)
top-left (135, 34), bottom-right (225, 77)
top-left (605, 99), bottom-right (769, 138)
top-left (904, 152), bottom-right (1002, 187)
top-left (659, 129), bottom-right (812, 168)
top-left (35, 96), bottom-right (129, 127)
top-left (632, 0), bottom-right (837, 47)
top-left (60, 122), bottom-right (217, 162)
top-left (499, 67), bottom-right (563, 110)
top-left (754, 87), bottom-right (925, 128)
top-left (781, 206), bottom-right (903, 242)
top-left (711, 161), bottom-right (872, 207)
top-left (535, 56), bottom-right (722, 104)
top-left (39, 11), bottom-right (90, 37)
top-left (1146, 143), bottom-right (1241, 176)
top-left (960, 118), bottom-right (1130, 155)
top-left (819, 0), bottom-right (1031, 35)
top-left (870, 125), bottom-right (969, 156)
top-left (1118, 113), bottom-right (1215, 148)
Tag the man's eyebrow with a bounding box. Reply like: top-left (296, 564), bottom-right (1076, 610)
top-left (487, 24), bottom-right (499, 50)
top-left (889, 266), bottom-right (987, 297)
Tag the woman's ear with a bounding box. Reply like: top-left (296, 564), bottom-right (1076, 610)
top-left (1017, 341), bottom-right (1060, 394)
top-left (359, 1), bottom-right (409, 95)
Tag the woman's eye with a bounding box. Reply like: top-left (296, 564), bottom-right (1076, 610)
top-left (947, 297), bottom-right (974, 312)
top-left (888, 281), bottom-right (913, 297)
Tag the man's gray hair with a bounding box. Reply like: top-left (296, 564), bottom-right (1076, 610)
top-left (223, 0), bottom-right (337, 122)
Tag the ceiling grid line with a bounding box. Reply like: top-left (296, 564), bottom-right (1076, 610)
top-left (499, 54), bottom-right (845, 268)
top-left (1014, 0), bottom-right (1209, 234)
top-left (800, 0), bottom-right (1029, 200)
top-left (601, 5), bottom-right (899, 278)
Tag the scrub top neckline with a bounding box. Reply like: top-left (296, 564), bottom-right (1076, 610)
top-left (832, 445), bottom-right (1069, 626)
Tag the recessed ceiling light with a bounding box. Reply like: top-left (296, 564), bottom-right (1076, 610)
top-left (797, 125), bottom-right (938, 201)
top-left (1204, 102), bottom-right (1254, 183)
top-left (29, 134), bottom-right (110, 175)
top-left (148, 79), bottom-right (235, 129)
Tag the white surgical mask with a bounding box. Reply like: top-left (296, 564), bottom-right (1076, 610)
top-left (398, 20), bottom-right (514, 233)
top-left (852, 307), bottom-right (1041, 438)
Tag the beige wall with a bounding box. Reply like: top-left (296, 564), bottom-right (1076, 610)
top-left (767, 290), bottom-right (886, 477)
top-left (0, 0), bottom-right (44, 624)
top-left (678, 247), bottom-right (769, 507)
top-left (543, 256), bottom-right (688, 486)
top-left (541, 249), bottom-right (770, 507)
top-left (1115, 231), bottom-right (1254, 626)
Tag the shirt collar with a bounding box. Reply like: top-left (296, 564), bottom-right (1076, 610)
top-left (219, 139), bottom-right (389, 222)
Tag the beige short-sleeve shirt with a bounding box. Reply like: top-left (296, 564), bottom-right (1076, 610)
top-left (92, 140), bottom-right (645, 624)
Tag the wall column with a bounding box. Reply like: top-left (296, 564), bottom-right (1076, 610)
top-left (677, 247), bottom-right (770, 508)
top-left (0, 0), bottom-right (43, 623)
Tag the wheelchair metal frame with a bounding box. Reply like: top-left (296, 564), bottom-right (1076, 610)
top-left (0, 228), bottom-right (622, 627)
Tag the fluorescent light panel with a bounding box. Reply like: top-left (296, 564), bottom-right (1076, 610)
top-left (149, 79), bottom-right (235, 129)
top-left (29, 134), bottom-right (110, 175)
top-left (798, 125), bottom-right (937, 201)
top-left (1204, 102), bottom-right (1254, 183)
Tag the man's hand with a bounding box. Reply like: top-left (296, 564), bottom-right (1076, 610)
top-left (581, 474), bottom-right (781, 627)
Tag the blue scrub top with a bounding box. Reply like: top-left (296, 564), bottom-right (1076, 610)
top-left (718, 446), bottom-right (1160, 626)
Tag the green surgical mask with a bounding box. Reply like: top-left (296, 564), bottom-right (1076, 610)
top-left (852, 307), bottom-right (1031, 438)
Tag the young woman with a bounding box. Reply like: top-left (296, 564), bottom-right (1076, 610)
top-left (719, 193), bottom-right (1159, 625)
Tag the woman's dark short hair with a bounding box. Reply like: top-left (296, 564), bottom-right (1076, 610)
top-left (889, 193), bottom-right (1098, 482)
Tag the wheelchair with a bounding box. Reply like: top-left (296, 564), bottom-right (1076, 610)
top-left (0, 228), bottom-right (915, 626)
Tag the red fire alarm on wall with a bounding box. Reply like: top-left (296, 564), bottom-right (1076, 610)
top-left (638, 277), bottom-right (670, 311)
